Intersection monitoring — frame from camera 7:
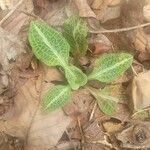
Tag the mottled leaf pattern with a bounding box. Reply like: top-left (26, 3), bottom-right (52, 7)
top-left (28, 21), bottom-right (87, 90)
top-left (29, 21), bottom-right (70, 67)
top-left (90, 88), bottom-right (118, 115)
top-left (42, 85), bottom-right (71, 112)
top-left (64, 65), bottom-right (87, 90)
top-left (63, 15), bottom-right (88, 56)
top-left (88, 53), bottom-right (133, 83)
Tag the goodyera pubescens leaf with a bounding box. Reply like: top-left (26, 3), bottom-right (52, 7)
top-left (63, 15), bottom-right (88, 57)
top-left (42, 85), bottom-right (71, 112)
top-left (28, 21), bottom-right (87, 90)
top-left (90, 88), bottom-right (118, 115)
top-left (64, 65), bottom-right (87, 90)
top-left (29, 21), bottom-right (70, 67)
top-left (88, 53), bottom-right (133, 83)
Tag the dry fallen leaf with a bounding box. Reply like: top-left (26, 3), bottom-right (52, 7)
top-left (116, 122), bottom-right (150, 149)
top-left (1, 0), bottom-right (33, 35)
top-left (83, 121), bottom-right (112, 150)
top-left (0, 0), bottom-right (12, 10)
top-left (102, 120), bottom-right (123, 134)
top-left (0, 27), bottom-right (25, 71)
top-left (74, 0), bottom-right (96, 18)
top-left (88, 34), bottom-right (112, 55)
top-left (91, 0), bottom-right (121, 22)
top-left (63, 89), bottom-right (93, 117)
top-left (121, 0), bottom-right (150, 61)
top-left (0, 68), bottom-right (71, 150)
top-left (132, 71), bottom-right (150, 111)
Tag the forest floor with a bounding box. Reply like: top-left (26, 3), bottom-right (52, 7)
top-left (0, 0), bottom-right (150, 150)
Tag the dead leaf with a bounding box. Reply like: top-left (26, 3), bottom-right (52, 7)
top-left (102, 120), bottom-right (123, 134)
top-left (121, 0), bottom-right (150, 61)
top-left (0, 0), bottom-right (12, 10)
top-left (132, 71), bottom-right (150, 111)
top-left (88, 34), bottom-right (112, 55)
top-left (1, 0), bottom-right (33, 35)
top-left (0, 27), bottom-right (25, 71)
top-left (83, 121), bottom-right (112, 150)
top-left (44, 0), bottom-right (67, 27)
top-left (0, 68), bottom-right (71, 149)
top-left (116, 122), bottom-right (150, 149)
top-left (90, 0), bottom-right (121, 22)
top-left (74, 0), bottom-right (96, 18)
top-left (0, 132), bottom-right (24, 150)
top-left (63, 89), bottom-right (93, 117)
top-left (143, 4), bottom-right (150, 21)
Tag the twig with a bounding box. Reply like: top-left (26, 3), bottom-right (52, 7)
top-left (89, 22), bottom-right (150, 34)
top-left (89, 101), bottom-right (97, 121)
top-left (0, 0), bottom-right (24, 26)
top-left (131, 65), bottom-right (138, 76)
top-left (77, 117), bottom-right (85, 150)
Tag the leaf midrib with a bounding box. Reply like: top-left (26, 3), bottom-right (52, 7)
top-left (45, 86), bottom-right (69, 110)
top-left (33, 24), bottom-right (67, 67)
top-left (88, 57), bottom-right (132, 79)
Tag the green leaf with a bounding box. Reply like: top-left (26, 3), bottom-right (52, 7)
top-left (64, 65), bottom-right (87, 90)
top-left (29, 21), bottom-right (70, 67)
top-left (42, 85), bottom-right (71, 112)
top-left (90, 88), bottom-right (118, 116)
top-left (132, 109), bottom-right (150, 120)
top-left (88, 53), bottom-right (133, 83)
top-left (63, 15), bottom-right (88, 56)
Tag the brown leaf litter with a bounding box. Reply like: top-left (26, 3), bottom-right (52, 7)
top-left (0, 66), bottom-right (71, 150)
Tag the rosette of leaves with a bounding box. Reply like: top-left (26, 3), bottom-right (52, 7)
top-left (28, 17), bottom-right (133, 115)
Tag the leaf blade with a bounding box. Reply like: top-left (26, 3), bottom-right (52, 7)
top-left (29, 21), bottom-right (70, 67)
top-left (88, 53), bottom-right (133, 83)
top-left (90, 88), bottom-right (118, 116)
top-left (63, 15), bottom-right (88, 56)
top-left (64, 65), bottom-right (87, 90)
top-left (42, 85), bottom-right (71, 112)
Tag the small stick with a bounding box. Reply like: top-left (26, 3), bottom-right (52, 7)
top-left (77, 117), bottom-right (85, 150)
top-left (89, 22), bottom-right (150, 34)
top-left (0, 0), bottom-right (24, 25)
top-left (131, 65), bottom-right (138, 76)
top-left (89, 101), bottom-right (97, 121)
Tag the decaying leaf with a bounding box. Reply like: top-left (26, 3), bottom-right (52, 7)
top-left (102, 120), bottom-right (123, 134)
top-left (0, 69), bottom-right (71, 149)
top-left (63, 89), bottom-right (93, 116)
top-left (0, 27), bottom-right (25, 71)
top-left (0, 0), bottom-right (12, 10)
top-left (116, 122), bottom-right (150, 149)
top-left (83, 121), bottom-right (112, 150)
top-left (121, 0), bottom-right (150, 61)
top-left (88, 34), bottom-right (112, 55)
top-left (91, 0), bottom-right (122, 22)
top-left (1, 0), bottom-right (33, 35)
top-left (74, 0), bottom-right (96, 18)
top-left (132, 71), bottom-right (150, 111)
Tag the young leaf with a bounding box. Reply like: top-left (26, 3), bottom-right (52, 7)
top-left (29, 21), bottom-right (70, 67)
top-left (88, 53), bottom-right (133, 83)
top-left (64, 65), bottom-right (87, 90)
top-left (42, 85), bottom-right (71, 112)
top-left (90, 88), bottom-right (118, 116)
top-left (63, 15), bottom-right (88, 56)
